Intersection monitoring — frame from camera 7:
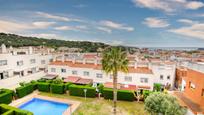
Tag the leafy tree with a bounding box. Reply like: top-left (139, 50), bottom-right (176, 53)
top-left (154, 83), bottom-right (162, 91)
top-left (102, 47), bottom-right (129, 115)
top-left (145, 92), bottom-right (186, 115)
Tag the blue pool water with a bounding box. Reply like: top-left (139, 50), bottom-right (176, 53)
top-left (19, 98), bottom-right (69, 115)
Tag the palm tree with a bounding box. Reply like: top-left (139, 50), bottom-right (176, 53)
top-left (102, 47), bottom-right (129, 115)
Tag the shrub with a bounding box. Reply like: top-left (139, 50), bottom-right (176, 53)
top-left (30, 80), bottom-right (38, 90)
top-left (143, 90), bottom-right (152, 99)
top-left (103, 88), bottom-right (113, 99)
top-left (117, 90), bottom-right (135, 101)
top-left (37, 78), bottom-right (46, 82)
top-left (69, 84), bottom-right (96, 98)
top-left (37, 82), bottom-right (50, 92)
top-left (16, 83), bottom-right (34, 98)
top-left (145, 92), bottom-right (186, 115)
top-left (154, 83), bottom-right (162, 91)
top-left (19, 82), bottom-right (26, 86)
top-left (64, 82), bottom-right (72, 91)
top-left (97, 84), bottom-right (104, 93)
top-left (0, 104), bottom-right (33, 115)
top-left (50, 84), bottom-right (64, 94)
top-left (103, 88), bottom-right (135, 101)
top-left (52, 79), bottom-right (63, 84)
top-left (0, 89), bottom-right (13, 104)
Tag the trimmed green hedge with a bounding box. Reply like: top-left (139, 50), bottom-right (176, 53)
top-left (16, 83), bottom-right (34, 98)
top-left (0, 89), bottom-right (13, 104)
top-left (103, 88), bottom-right (135, 101)
top-left (98, 84), bottom-right (104, 93)
top-left (143, 90), bottom-right (152, 99)
top-left (0, 104), bottom-right (33, 115)
top-left (117, 90), bottom-right (135, 101)
top-left (69, 84), bottom-right (96, 97)
top-left (50, 84), bottom-right (64, 94)
top-left (37, 82), bottom-right (50, 92)
top-left (64, 82), bottom-right (72, 91)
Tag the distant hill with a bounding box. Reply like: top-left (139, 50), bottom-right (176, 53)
top-left (0, 33), bottom-right (110, 52)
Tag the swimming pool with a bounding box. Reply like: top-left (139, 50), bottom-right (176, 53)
top-left (19, 98), bottom-right (70, 115)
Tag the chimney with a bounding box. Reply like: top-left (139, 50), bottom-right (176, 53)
top-left (94, 58), bottom-right (98, 65)
top-left (72, 57), bottom-right (76, 64)
top-left (83, 59), bottom-right (86, 64)
top-left (1, 44), bottom-right (7, 53)
top-left (28, 46), bottom-right (33, 54)
top-left (134, 62), bottom-right (138, 69)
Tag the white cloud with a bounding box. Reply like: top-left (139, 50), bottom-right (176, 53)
top-left (0, 20), bottom-right (32, 33)
top-left (177, 19), bottom-right (197, 25)
top-left (36, 12), bottom-right (81, 22)
top-left (54, 25), bottom-right (87, 31)
top-left (96, 27), bottom-right (112, 33)
top-left (143, 17), bottom-right (169, 28)
top-left (169, 23), bottom-right (204, 40)
top-left (100, 20), bottom-right (134, 32)
top-left (32, 21), bottom-right (56, 29)
top-left (132, 0), bottom-right (204, 12)
top-left (185, 1), bottom-right (204, 10)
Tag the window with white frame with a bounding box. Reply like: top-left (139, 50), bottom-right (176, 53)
top-left (61, 68), bottom-right (66, 73)
top-left (96, 73), bottom-right (103, 78)
top-left (51, 68), bottom-right (56, 72)
top-left (17, 61), bottom-right (23, 66)
top-left (30, 59), bottom-right (36, 64)
top-left (41, 60), bottom-right (46, 64)
top-left (140, 78), bottom-right (148, 83)
top-left (72, 70), bottom-right (77, 75)
top-left (84, 71), bottom-right (89, 76)
top-left (0, 60), bottom-right (7, 66)
top-left (124, 76), bottom-right (132, 82)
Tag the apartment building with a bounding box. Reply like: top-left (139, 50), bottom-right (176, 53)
top-left (175, 62), bottom-right (204, 114)
top-left (48, 53), bottom-right (176, 90)
top-left (0, 44), bottom-right (54, 81)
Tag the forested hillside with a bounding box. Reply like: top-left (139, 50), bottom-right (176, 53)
top-left (0, 33), bottom-right (109, 52)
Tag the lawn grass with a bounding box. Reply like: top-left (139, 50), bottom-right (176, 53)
top-left (39, 92), bottom-right (148, 115)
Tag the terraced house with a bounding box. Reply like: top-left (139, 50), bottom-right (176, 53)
top-left (48, 53), bottom-right (176, 91)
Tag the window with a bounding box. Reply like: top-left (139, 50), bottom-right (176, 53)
top-left (41, 60), bottom-right (46, 64)
top-left (96, 73), bottom-right (103, 78)
top-left (17, 61), bottom-right (23, 66)
top-left (72, 70), bottom-right (77, 75)
top-left (61, 68), bottom-right (66, 73)
top-left (30, 59), bottom-right (36, 64)
top-left (0, 60), bottom-right (7, 66)
top-left (202, 89), bottom-right (204, 97)
top-left (160, 75), bottom-right (163, 80)
top-left (84, 71), bottom-right (89, 76)
top-left (189, 82), bottom-right (195, 89)
top-left (124, 76), bottom-right (132, 82)
top-left (140, 78), bottom-right (148, 83)
top-left (167, 75), bottom-right (170, 80)
top-left (51, 68), bottom-right (56, 72)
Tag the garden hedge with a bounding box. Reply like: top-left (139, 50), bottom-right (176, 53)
top-left (64, 82), bottom-right (72, 91)
top-left (37, 82), bottom-right (50, 92)
top-left (69, 84), bottom-right (96, 97)
top-left (16, 83), bottom-right (34, 98)
top-left (103, 88), bottom-right (135, 101)
top-left (0, 89), bottom-right (13, 104)
top-left (0, 104), bottom-right (33, 115)
top-left (98, 84), bottom-right (104, 93)
top-left (143, 90), bottom-right (152, 99)
top-left (50, 84), bottom-right (64, 94)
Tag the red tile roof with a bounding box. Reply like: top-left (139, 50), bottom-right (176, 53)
top-left (64, 76), bottom-right (80, 83)
top-left (50, 61), bottom-right (153, 74)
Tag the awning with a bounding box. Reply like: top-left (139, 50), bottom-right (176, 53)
top-left (64, 76), bottom-right (80, 83)
top-left (137, 85), bottom-right (151, 90)
top-left (41, 74), bottom-right (58, 80)
top-left (104, 82), bottom-right (121, 89)
top-left (75, 78), bottom-right (93, 85)
top-left (120, 84), bottom-right (137, 91)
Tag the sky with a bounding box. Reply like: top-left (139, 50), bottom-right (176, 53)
top-left (0, 0), bottom-right (204, 47)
